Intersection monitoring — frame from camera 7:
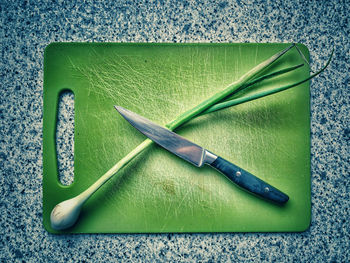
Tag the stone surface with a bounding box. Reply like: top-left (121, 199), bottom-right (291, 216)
top-left (1, 0), bottom-right (349, 262)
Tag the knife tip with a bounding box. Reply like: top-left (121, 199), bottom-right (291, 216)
top-left (114, 105), bottom-right (123, 112)
top-left (114, 105), bottom-right (130, 119)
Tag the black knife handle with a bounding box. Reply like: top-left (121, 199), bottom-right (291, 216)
top-left (211, 156), bottom-right (289, 204)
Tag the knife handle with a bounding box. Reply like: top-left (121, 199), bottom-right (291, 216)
top-left (210, 156), bottom-right (289, 204)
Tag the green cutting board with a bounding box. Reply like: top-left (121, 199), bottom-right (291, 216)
top-left (43, 43), bottom-right (311, 233)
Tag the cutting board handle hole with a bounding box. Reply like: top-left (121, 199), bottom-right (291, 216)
top-left (56, 90), bottom-right (75, 186)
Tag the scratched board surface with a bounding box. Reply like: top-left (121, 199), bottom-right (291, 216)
top-left (43, 43), bottom-right (310, 233)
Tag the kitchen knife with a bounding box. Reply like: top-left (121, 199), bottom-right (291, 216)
top-left (115, 106), bottom-right (289, 205)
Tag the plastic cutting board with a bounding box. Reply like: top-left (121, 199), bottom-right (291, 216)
top-left (43, 43), bottom-right (311, 233)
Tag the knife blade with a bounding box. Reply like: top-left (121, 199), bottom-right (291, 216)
top-left (115, 106), bottom-right (289, 205)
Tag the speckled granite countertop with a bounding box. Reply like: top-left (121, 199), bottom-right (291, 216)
top-left (1, 0), bottom-right (349, 262)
